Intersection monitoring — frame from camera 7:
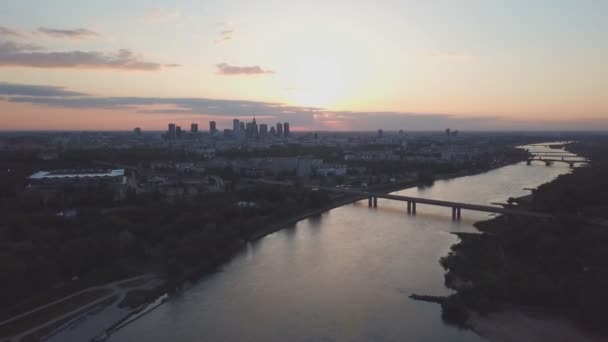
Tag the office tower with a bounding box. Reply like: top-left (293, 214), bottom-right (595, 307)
top-left (245, 122), bottom-right (253, 137)
top-left (252, 117), bottom-right (258, 137)
top-left (134, 127), bottom-right (141, 136)
top-left (233, 119), bottom-right (240, 136)
top-left (270, 126), bottom-right (276, 136)
top-left (378, 129), bottom-right (383, 138)
top-left (283, 122), bottom-right (290, 137)
top-left (191, 123), bottom-right (199, 133)
top-left (176, 126), bottom-right (182, 139)
top-left (168, 123), bottom-right (176, 139)
top-left (276, 123), bottom-right (283, 137)
top-left (210, 121), bottom-right (217, 134)
top-left (259, 124), bottom-right (268, 137)
top-left (445, 128), bottom-right (451, 136)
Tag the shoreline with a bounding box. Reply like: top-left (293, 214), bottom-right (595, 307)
top-left (32, 158), bottom-right (525, 341)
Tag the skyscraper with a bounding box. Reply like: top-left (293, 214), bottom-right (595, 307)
top-left (168, 123), bottom-right (176, 139)
top-left (191, 123), bottom-right (198, 133)
top-left (134, 127), bottom-right (141, 136)
top-left (259, 124), bottom-right (268, 137)
top-left (270, 126), bottom-right (276, 136)
top-left (378, 129), bottom-right (383, 138)
top-left (283, 122), bottom-right (290, 137)
top-left (210, 121), bottom-right (217, 134)
top-left (176, 126), bottom-right (182, 139)
top-left (252, 117), bottom-right (258, 137)
top-left (233, 119), bottom-right (240, 137)
top-left (276, 123), bottom-right (283, 138)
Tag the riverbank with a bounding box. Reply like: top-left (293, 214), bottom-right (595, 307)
top-left (435, 140), bottom-right (608, 340)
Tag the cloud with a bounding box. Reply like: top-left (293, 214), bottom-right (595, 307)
top-left (216, 63), bottom-right (274, 75)
top-left (0, 82), bottom-right (87, 96)
top-left (143, 7), bottom-right (181, 24)
top-left (0, 26), bottom-right (24, 37)
top-left (36, 27), bottom-right (101, 39)
top-left (214, 29), bottom-right (233, 44)
top-left (0, 41), bottom-right (177, 71)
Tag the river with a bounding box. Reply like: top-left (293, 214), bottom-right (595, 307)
top-left (109, 143), bottom-right (579, 342)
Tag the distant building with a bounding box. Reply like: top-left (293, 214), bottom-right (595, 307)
top-left (168, 123), bottom-right (176, 139)
top-left (28, 169), bottom-right (128, 201)
top-left (252, 117), bottom-right (258, 137)
top-left (191, 123), bottom-right (198, 133)
top-left (276, 123), bottom-right (283, 137)
top-left (210, 121), bottom-right (217, 135)
top-left (445, 128), bottom-right (451, 136)
top-left (239, 122), bottom-right (245, 134)
top-left (233, 119), bottom-right (240, 137)
top-left (223, 129), bottom-right (233, 138)
top-left (269, 126), bottom-right (276, 136)
top-left (259, 124), bottom-right (268, 137)
top-left (134, 127), bottom-right (142, 136)
top-left (378, 129), bottom-right (383, 138)
top-left (176, 126), bottom-right (182, 139)
top-left (283, 122), bottom-right (290, 137)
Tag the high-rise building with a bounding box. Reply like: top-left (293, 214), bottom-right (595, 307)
top-left (283, 122), bottom-right (290, 137)
top-left (378, 129), bottom-right (383, 138)
top-left (233, 119), bottom-right (240, 136)
top-left (270, 126), bottom-right (276, 136)
top-left (176, 126), bottom-right (182, 139)
top-left (445, 128), bottom-right (451, 136)
top-left (252, 117), bottom-right (258, 137)
top-left (239, 122), bottom-right (245, 135)
top-left (259, 124), bottom-right (268, 137)
top-left (168, 123), bottom-right (176, 139)
top-left (191, 123), bottom-right (198, 133)
top-left (276, 123), bottom-right (283, 137)
top-left (134, 127), bottom-right (142, 136)
top-left (210, 121), bottom-right (217, 134)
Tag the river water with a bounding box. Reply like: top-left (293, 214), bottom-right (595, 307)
top-left (110, 144), bottom-right (579, 342)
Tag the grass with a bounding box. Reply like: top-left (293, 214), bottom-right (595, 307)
top-left (0, 288), bottom-right (112, 339)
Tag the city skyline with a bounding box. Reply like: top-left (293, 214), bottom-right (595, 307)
top-left (1, 0), bottom-right (607, 131)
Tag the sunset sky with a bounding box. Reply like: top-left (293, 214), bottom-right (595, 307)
top-left (1, 0), bottom-right (607, 131)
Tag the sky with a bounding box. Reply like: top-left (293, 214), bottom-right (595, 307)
top-left (0, 0), bottom-right (607, 131)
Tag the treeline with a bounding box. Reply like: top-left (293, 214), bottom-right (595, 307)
top-left (0, 181), bottom-right (330, 311)
top-left (440, 137), bottom-right (608, 333)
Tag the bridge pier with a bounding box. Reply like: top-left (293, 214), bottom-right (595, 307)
top-left (526, 160), bottom-right (531, 165)
top-left (412, 201), bottom-right (416, 215)
top-left (407, 201), bottom-right (412, 214)
top-left (569, 162), bottom-right (574, 168)
top-left (452, 207), bottom-right (462, 220)
top-left (544, 160), bottom-right (551, 166)
top-left (368, 196), bottom-right (372, 207)
top-left (373, 196), bottom-right (378, 208)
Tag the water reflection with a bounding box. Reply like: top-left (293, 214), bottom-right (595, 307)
top-left (109, 144), bottom-right (574, 342)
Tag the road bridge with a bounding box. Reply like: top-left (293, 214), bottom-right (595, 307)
top-left (525, 156), bottom-right (588, 167)
top-left (315, 186), bottom-right (552, 221)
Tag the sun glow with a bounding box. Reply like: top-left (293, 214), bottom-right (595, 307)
top-left (287, 56), bottom-right (345, 108)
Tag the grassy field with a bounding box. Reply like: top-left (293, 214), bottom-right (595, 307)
top-left (0, 288), bottom-right (112, 339)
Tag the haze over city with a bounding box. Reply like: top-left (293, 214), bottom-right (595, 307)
top-left (1, 0), bottom-right (607, 131)
top-left (3, 2), bottom-right (608, 342)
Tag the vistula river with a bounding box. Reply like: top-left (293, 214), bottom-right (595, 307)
top-left (110, 144), bottom-right (582, 342)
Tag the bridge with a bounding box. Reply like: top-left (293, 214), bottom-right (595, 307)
top-left (525, 156), bottom-right (588, 167)
top-left (316, 186), bottom-right (552, 221)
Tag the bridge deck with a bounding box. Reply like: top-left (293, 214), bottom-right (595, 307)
top-left (317, 187), bottom-right (552, 218)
